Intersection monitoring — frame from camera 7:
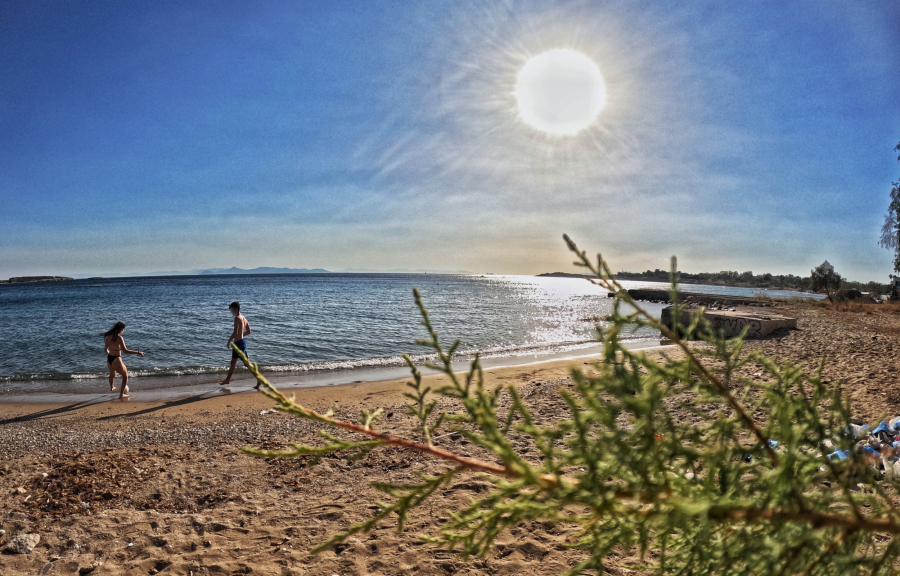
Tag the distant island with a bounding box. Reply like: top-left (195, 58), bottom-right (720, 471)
top-left (198, 266), bottom-right (330, 275)
top-left (4, 268), bottom-right (473, 281)
top-left (338, 268), bottom-right (473, 274)
top-left (538, 269), bottom-right (890, 294)
top-left (0, 276), bottom-right (74, 284)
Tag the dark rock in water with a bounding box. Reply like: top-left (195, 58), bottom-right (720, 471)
top-left (606, 289), bottom-right (674, 303)
top-left (607, 289), bottom-right (774, 308)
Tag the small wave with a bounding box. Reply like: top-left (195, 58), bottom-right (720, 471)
top-left (254, 338), bottom-right (618, 373)
top-left (0, 372), bottom-right (109, 383)
top-left (0, 337), bottom-right (639, 384)
top-left (0, 366), bottom-right (231, 383)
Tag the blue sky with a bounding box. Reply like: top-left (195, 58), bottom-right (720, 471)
top-left (1, 1), bottom-right (898, 281)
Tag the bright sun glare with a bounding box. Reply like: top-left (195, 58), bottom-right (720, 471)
top-left (515, 49), bottom-right (606, 136)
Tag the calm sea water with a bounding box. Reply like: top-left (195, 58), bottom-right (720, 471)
top-left (0, 274), bottom-right (814, 396)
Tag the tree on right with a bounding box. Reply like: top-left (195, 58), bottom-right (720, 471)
top-left (879, 140), bottom-right (900, 273)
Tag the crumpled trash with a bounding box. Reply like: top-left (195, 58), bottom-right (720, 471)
top-left (846, 424), bottom-right (870, 440)
top-left (883, 457), bottom-right (900, 480)
top-left (259, 409), bottom-right (277, 416)
top-left (751, 418), bottom-right (900, 481)
top-left (873, 421), bottom-right (893, 435)
top-left (741, 439), bottom-right (783, 463)
top-left (872, 421), bottom-right (896, 444)
top-left (867, 436), bottom-right (887, 450)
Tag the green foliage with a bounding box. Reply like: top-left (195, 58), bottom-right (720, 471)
top-left (810, 261), bottom-right (843, 302)
top-left (880, 140), bottom-right (900, 273)
top-left (236, 237), bottom-right (900, 575)
top-left (609, 269), bottom-right (890, 295)
top-left (619, 268), bottom-right (815, 291)
top-left (841, 279), bottom-right (891, 296)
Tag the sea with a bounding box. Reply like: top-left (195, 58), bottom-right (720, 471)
top-left (0, 274), bottom-right (818, 400)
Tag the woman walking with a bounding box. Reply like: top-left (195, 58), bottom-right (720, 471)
top-left (103, 321), bottom-right (144, 399)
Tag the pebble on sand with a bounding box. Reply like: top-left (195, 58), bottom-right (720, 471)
top-left (5, 533), bottom-right (40, 554)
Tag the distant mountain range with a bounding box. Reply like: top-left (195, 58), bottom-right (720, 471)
top-left (200, 267), bottom-right (473, 275)
top-left (62, 267), bottom-right (473, 279)
top-left (339, 268), bottom-right (473, 274)
top-left (198, 267), bottom-right (330, 275)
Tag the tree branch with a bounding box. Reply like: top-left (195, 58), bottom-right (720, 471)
top-left (562, 234), bottom-right (780, 465)
top-left (232, 343), bottom-right (564, 487)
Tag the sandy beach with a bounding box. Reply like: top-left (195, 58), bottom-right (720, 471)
top-left (4, 1), bottom-right (895, 572)
top-left (2, 300), bottom-right (900, 575)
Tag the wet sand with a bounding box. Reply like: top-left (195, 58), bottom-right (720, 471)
top-left (1, 301), bottom-right (899, 575)
top-left (0, 340), bottom-right (666, 404)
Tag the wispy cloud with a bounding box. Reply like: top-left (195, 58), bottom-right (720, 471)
top-left (1, 0), bottom-right (897, 280)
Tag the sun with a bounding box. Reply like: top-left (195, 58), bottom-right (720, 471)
top-left (515, 49), bottom-right (606, 136)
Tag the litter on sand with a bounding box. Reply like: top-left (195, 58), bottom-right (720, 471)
top-left (741, 417), bottom-right (900, 481)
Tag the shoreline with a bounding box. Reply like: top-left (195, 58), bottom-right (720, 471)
top-left (0, 338), bottom-right (618, 392)
top-left (0, 340), bottom-right (667, 406)
top-left (4, 301), bottom-right (900, 574)
top-left (0, 339), bottom-right (688, 461)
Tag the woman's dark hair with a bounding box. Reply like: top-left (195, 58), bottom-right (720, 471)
top-left (102, 321), bottom-right (126, 340)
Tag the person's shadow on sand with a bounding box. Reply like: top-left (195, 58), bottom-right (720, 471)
top-left (94, 390), bottom-right (240, 421)
top-left (0, 388), bottom-right (240, 425)
top-left (0, 398), bottom-right (108, 425)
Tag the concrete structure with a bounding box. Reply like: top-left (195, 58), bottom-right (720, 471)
top-left (607, 289), bottom-right (775, 308)
top-left (661, 306), bottom-right (797, 339)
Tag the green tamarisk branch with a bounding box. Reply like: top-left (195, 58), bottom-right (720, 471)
top-left (401, 353), bottom-right (444, 445)
top-left (562, 233), bottom-right (780, 465)
top-left (231, 237), bottom-right (900, 575)
top-left (233, 347), bottom-right (514, 477)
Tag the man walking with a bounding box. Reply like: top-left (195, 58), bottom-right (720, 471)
top-left (220, 301), bottom-right (253, 387)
